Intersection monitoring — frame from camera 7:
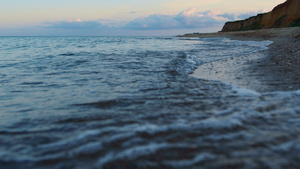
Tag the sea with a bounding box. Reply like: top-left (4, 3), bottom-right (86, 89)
top-left (0, 36), bottom-right (300, 169)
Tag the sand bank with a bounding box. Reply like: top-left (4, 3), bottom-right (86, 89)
top-left (180, 27), bottom-right (300, 92)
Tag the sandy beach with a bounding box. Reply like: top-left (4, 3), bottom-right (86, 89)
top-left (180, 27), bottom-right (300, 92)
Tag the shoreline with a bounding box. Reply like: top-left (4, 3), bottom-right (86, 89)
top-left (180, 27), bottom-right (300, 92)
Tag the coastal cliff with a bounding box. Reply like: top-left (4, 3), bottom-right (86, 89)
top-left (222, 0), bottom-right (300, 32)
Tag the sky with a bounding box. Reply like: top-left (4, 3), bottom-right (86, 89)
top-left (0, 0), bottom-right (286, 36)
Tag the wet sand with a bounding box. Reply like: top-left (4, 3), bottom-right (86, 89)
top-left (181, 27), bottom-right (300, 92)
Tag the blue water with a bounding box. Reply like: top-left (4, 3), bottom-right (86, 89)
top-left (0, 36), bottom-right (299, 169)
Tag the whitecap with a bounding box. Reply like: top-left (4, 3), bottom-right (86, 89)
top-left (231, 85), bottom-right (261, 97)
top-left (163, 153), bottom-right (215, 167)
top-left (97, 143), bottom-right (170, 168)
top-left (201, 117), bottom-right (243, 129)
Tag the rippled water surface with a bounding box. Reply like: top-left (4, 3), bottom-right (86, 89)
top-left (0, 36), bottom-right (299, 169)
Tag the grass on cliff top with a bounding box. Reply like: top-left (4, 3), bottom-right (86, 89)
top-left (290, 17), bottom-right (300, 27)
top-left (238, 23), bottom-right (264, 31)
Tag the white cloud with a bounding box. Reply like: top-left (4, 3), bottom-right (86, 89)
top-left (174, 8), bottom-right (228, 28)
top-left (41, 19), bottom-right (107, 30)
top-left (125, 14), bottom-right (178, 30)
top-left (237, 10), bottom-right (266, 20)
top-left (33, 8), bottom-right (264, 36)
top-left (125, 8), bottom-right (229, 30)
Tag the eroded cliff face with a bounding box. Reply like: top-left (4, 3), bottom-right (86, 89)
top-left (222, 0), bottom-right (300, 32)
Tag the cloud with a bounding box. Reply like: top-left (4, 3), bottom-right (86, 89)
top-left (125, 14), bottom-right (177, 30)
top-left (174, 8), bottom-right (228, 28)
top-left (129, 11), bottom-right (137, 14)
top-left (41, 19), bottom-right (107, 30)
top-left (124, 8), bottom-right (267, 31)
top-left (34, 8), bottom-right (265, 36)
top-left (219, 10), bottom-right (266, 21)
top-left (125, 8), bottom-right (229, 30)
top-left (237, 10), bottom-right (265, 20)
top-left (218, 13), bottom-right (237, 21)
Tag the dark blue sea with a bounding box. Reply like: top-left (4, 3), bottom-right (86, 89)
top-left (0, 36), bottom-right (299, 169)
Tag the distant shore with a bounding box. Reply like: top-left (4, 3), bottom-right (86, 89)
top-left (179, 27), bottom-right (300, 92)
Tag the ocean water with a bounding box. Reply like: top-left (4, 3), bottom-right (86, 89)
top-left (0, 36), bottom-right (299, 169)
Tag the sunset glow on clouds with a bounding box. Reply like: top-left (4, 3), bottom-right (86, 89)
top-left (125, 8), bottom-right (229, 30)
top-left (0, 0), bottom-right (286, 36)
top-left (40, 8), bottom-right (267, 33)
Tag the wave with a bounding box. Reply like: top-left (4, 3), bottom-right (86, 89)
top-left (0, 36), bottom-right (299, 169)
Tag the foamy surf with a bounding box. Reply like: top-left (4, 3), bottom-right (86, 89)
top-left (0, 36), bottom-right (299, 169)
